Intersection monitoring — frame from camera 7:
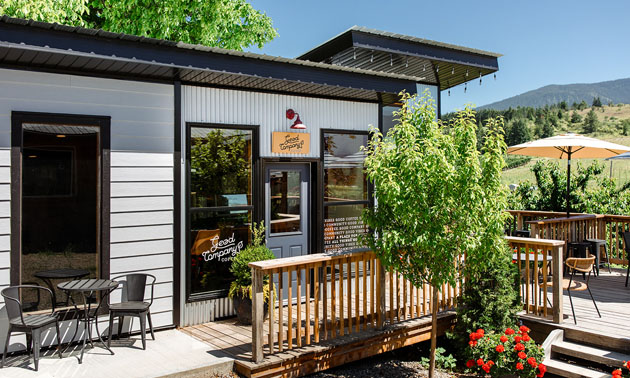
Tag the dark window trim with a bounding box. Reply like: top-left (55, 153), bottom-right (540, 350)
top-left (320, 129), bottom-right (373, 254)
top-left (10, 111), bottom-right (111, 288)
top-left (185, 122), bottom-right (260, 302)
top-left (173, 79), bottom-right (182, 326)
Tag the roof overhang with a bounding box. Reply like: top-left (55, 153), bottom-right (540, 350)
top-left (0, 17), bottom-right (421, 104)
top-left (298, 26), bottom-right (502, 91)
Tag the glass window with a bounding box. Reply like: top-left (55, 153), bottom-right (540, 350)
top-left (323, 133), bottom-right (368, 202)
top-left (188, 126), bottom-right (254, 296)
top-left (270, 170), bottom-right (301, 234)
top-left (323, 132), bottom-right (369, 254)
top-left (382, 106), bottom-right (399, 138)
top-left (20, 123), bottom-right (101, 312)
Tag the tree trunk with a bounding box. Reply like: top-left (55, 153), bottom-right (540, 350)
top-left (429, 285), bottom-right (439, 378)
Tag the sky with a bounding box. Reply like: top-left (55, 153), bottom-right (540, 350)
top-left (248, 0), bottom-right (630, 113)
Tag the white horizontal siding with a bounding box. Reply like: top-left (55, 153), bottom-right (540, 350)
top-left (183, 86), bottom-right (379, 158)
top-left (0, 68), bottom-right (176, 348)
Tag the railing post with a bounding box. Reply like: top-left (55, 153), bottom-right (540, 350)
top-left (552, 245), bottom-right (564, 324)
top-left (378, 259), bottom-right (386, 329)
top-left (517, 212), bottom-right (524, 231)
top-left (251, 267), bottom-right (264, 362)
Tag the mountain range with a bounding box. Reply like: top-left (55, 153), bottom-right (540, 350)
top-left (479, 78), bottom-right (630, 110)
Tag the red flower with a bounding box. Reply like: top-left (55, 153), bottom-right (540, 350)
top-left (469, 340), bottom-right (477, 347)
top-left (613, 369), bottom-right (623, 377)
top-left (527, 357), bottom-right (538, 368)
top-left (466, 360), bottom-right (475, 368)
top-left (482, 364), bottom-right (491, 373)
top-left (516, 362), bottom-right (524, 370)
top-left (477, 358), bottom-right (484, 366)
top-left (505, 328), bottom-right (516, 335)
top-left (514, 343), bottom-right (525, 352)
top-left (518, 351), bottom-right (527, 360)
top-left (538, 363), bottom-right (547, 376)
top-left (470, 332), bottom-right (482, 341)
top-left (488, 360), bottom-right (495, 366)
top-left (522, 333), bottom-right (531, 342)
top-left (496, 345), bottom-right (505, 353)
top-left (500, 335), bottom-right (508, 343)
top-left (477, 328), bottom-right (485, 337)
top-left (514, 335), bottom-right (522, 343)
top-left (625, 361), bottom-right (630, 370)
top-left (520, 325), bottom-right (531, 334)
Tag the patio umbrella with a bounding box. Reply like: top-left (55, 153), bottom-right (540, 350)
top-left (507, 133), bottom-right (630, 217)
top-left (605, 151), bottom-right (630, 178)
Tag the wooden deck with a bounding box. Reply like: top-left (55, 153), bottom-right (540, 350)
top-left (182, 311), bottom-right (456, 378)
top-left (522, 267), bottom-right (630, 344)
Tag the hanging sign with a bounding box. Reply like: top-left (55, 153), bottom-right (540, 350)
top-left (272, 132), bottom-right (310, 154)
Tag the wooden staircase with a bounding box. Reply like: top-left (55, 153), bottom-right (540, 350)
top-left (543, 329), bottom-right (630, 378)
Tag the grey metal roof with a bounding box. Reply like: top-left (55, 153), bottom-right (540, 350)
top-left (297, 26), bottom-right (502, 91)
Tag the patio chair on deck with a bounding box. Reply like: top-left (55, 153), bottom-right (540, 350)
top-left (107, 273), bottom-right (156, 350)
top-left (1, 285), bottom-right (62, 371)
top-left (564, 255), bottom-right (601, 325)
top-left (622, 232), bottom-right (630, 287)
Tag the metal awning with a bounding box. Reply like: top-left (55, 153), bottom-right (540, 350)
top-left (0, 17), bottom-right (422, 103)
top-left (297, 26), bottom-right (502, 91)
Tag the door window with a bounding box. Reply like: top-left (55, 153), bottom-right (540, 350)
top-left (269, 170), bottom-right (302, 234)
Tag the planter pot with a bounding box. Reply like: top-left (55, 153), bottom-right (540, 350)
top-left (232, 293), bottom-right (269, 325)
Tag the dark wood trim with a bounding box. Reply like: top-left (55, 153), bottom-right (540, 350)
top-left (437, 87), bottom-right (442, 119)
top-left (173, 79), bottom-right (182, 326)
top-left (184, 122), bottom-right (260, 302)
top-left (10, 111), bottom-right (111, 286)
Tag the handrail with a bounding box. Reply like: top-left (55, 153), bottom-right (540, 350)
top-left (525, 214), bottom-right (602, 225)
top-left (249, 249), bottom-right (461, 363)
top-left (504, 236), bottom-right (564, 246)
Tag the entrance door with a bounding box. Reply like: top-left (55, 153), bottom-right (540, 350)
top-left (265, 163), bottom-right (310, 259)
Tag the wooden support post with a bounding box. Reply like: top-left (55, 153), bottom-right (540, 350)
top-left (252, 267), bottom-right (264, 363)
top-left (378, 259), bottom-right (386, 329)
top-left (552, 245), bottom-right (564, 324)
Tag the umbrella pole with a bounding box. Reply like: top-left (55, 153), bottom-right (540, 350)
top-left (566, 151), bottom-right (572, 218)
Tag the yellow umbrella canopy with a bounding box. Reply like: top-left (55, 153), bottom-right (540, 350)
top-left (507, 133), bottom-right (630, 217)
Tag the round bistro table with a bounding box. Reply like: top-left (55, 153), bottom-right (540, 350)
top-left (57, 279), bottom-right (119, 364)
top-left (34, 268), bottom-right (90, 307)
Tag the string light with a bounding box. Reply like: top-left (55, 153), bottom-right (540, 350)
top-left (466, 69), bottom-right (469, 77)
top-left (479, 72), bottom-right (482, 86)
top-left (436, 64), bottom-right (439, 73)
top-left (465, 82), bottom-right (467, 93)
top-left (423, 63), bottom-right (426, 71)
top-left (494, 73), bottom-right (497, 80)
top-left (448, 89), bottom-right (451, 96)
top-left (405, 57), bottom-right (408, 68)
top-left (451, 67), bottom-right (455, 75)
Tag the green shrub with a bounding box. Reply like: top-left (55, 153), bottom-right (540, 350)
top-left (228, 222), bottom-right (275, 300)
top-left (420, 347), bottom-right (457, 371)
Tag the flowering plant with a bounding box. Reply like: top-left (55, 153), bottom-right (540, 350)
top-left (465, 326), bottom-right (546, 378)
top-left (611, 361), bottom-right (630, 378)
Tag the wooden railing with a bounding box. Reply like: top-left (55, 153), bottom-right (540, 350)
top-left (508, 210), bottom-right (630, 266)
top-left (506, 236), bottom-right (564, 324)
top-left (249, 250), bottom-right (461, 362)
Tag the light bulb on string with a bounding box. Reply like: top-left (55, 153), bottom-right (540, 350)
top-left (494, 73), bottom-right (496, 80)
top-left (466, 69), bottom-right (469, 77)
top-left (436, 64), bottom-right (439, 73)
top-left (479, 72), bottom-right (482, 86)
top-left (451, 67), bottom-right (454, 75)
top-left (464, 82), bottom-right (467, 93)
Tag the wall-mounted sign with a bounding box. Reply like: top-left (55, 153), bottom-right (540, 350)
top-left (272, 131), bottom-right (310, 154)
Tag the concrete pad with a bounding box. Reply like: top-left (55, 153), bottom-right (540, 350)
top-left (0, 329), bottom-right (234, 378)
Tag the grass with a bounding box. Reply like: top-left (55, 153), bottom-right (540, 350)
top-left (502, 106), bottom-right (630, 186)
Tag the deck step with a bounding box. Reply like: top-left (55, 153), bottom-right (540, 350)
top-left (545, 359), bottom-right (610, 378)
top-left (553, 341), bottom-right (630, 368)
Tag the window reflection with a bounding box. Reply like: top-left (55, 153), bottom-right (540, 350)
top-left (270, 170), bottom-right (301, 234)
top-left (323, 133), bottom-right (368, 202)
top-left (189, 126), bottom-right (254, 296)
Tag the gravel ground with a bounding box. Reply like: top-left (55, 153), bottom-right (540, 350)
top-left (307, 343), bottom-right (473, 378)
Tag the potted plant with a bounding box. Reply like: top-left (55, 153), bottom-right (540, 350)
top-left (228, 222), bottom-right (275, 325)
top-left (465, 326), bottom-right (547, 378)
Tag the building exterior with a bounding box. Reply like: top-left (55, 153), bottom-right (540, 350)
top-left (0, 17), bottom-right (500, 350)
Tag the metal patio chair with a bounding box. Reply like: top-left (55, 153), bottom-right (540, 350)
top-left (1, 285), bottom-right (62, 371)
top-left (107, 273), bottom-right (156, 350)
top-left (564, 254), bottom-right (600, 325)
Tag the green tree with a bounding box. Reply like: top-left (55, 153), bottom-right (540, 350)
top-left (506, 118), bottom-right (531, 146)
top-left (570, 111), bottom-right (582, 123)
top-left (362, 92), bottom-right (512, 378)
top-left (0, 0), bottom-right (277, 50)
top-left (583, 109), bottom-right (600, 133)
top-left (578, 100), bottom-right (588, 110)
top-left (592, 96), bottom-right (602, 107)
top-left (541, 120), bottom-right (554, 138)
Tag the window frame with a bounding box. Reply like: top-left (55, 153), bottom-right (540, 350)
top-left (10, 111), bottom-right (111, 289)
top-left (185, 122), bottom-right (260, 301)
top-left (320, 129), bottom-right (372, 254)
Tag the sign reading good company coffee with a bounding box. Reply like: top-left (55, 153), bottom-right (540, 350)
top-left (272, 132), bottom-right (310, 154)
